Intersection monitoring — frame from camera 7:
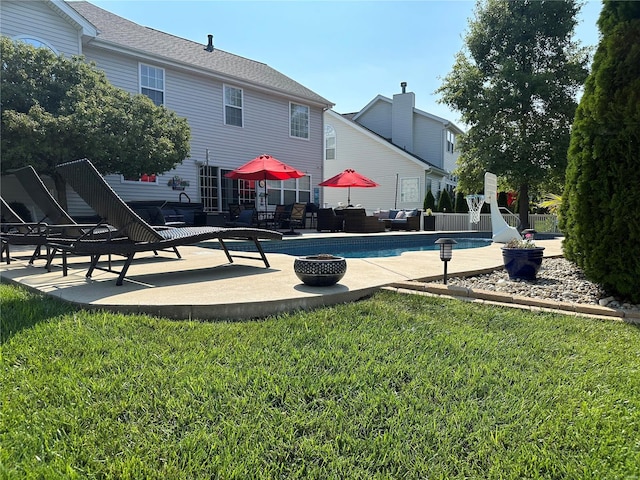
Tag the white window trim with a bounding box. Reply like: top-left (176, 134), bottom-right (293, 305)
top-left (324, 124), bottom-right (336, 160)
top-left (223, 84), bottom-right (244, 127)
top-left (139, 63), bottom-right (165, 106)
top-left (289, 102), bottom-right (310, 140)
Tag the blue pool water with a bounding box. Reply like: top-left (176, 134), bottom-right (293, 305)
top-left (284, 238), bottom-right (491, 258)
top-left (206, 233), bottom-right (492, 259)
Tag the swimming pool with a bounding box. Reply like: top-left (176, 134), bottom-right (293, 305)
top-left (206, 232), bottom-right (492, 259)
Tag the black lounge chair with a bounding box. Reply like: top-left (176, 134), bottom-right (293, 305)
top-left (12, 165), bottom-right (129, 268)
top-left (54, 159), bottom-right (283, 285)
top-left (1, 196), bottom-right (52, 265)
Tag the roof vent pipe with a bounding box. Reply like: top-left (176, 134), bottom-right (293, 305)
top-left (205, 34), bottom-right (214, 52)
top-left (401, 81), bottom-right (407, 94)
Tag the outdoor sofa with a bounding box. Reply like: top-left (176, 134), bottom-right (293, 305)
top-left (374, 209), bottom-right (422, 231)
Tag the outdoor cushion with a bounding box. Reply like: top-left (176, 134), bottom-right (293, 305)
top-left (406, 209), bottom-right (419, 217)
top-left (395, 210), bottom-right (407, 219)
top-left (389, 210), bottom-right (399, 219)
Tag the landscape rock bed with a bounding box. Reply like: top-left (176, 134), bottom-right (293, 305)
top-left (447, 257), bottom-right (640, 313)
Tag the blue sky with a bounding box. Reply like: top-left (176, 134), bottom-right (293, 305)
top-left (90, 0), bottom-right (602, 126)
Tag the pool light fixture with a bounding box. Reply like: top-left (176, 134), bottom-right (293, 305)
top-left (435, 237), bottom-right (457, 284)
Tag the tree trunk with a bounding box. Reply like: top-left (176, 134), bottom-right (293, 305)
top-left (52, 171), bottom-right (69, 212)
top-left (518, 183), bottom-right (529, 231)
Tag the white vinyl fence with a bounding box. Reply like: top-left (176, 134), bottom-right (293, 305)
top-left (431, 213), bottom-right (560, 233)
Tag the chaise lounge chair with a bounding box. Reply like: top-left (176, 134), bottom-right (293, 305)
top-left (0, 196), bottom-right (52, 265)
top-left (53, 159), bottom-right (283, 285)
top-left (11, 165), bottom-right (132, 268)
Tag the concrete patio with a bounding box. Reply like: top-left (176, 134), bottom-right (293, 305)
top-left (0, 231), bottom-right (575, 320)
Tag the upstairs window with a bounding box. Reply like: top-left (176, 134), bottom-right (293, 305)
top-left (325, 124), bottom-right (336, 160)
top-left (140, 64), bottom-right (164, 106)
top-left (290, 103), bottom-right (309, 139)
top-left (446, 130), bottom-right (455, 153)
top-left (224, 85), bottom-right (243, 127)
top-left (13, 35), bottom-right (58, 54)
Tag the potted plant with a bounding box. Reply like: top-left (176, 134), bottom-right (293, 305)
top-left (423, 208), bottom-right (436, 231)
top-left (168, 175), bottom-right (189, 190)
top-left (501, 236), bottom-right (545, 280)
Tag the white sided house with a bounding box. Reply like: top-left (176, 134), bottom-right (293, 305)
top-left (1, 0), bottom-right (333, 217)
top-left (322, 83), bottom-right (463, 213)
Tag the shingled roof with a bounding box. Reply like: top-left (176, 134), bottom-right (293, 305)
top-left (68, 1), bottom-right (332, 107)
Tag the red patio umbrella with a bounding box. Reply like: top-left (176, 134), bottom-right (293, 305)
top-left (225, 154), bottom-right (305, 219)
top-left (319, 168), bottom-right (379, 205)
top-left (224, 154), bottom-right (305, 181)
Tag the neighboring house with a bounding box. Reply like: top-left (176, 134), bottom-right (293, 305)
top-left (323, 83), bottom-right (463, 212)
top-left (1, 0), bottom-right (333, 217)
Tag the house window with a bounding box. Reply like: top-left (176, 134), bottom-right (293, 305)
top-left (325, 124), bottom-right (336, 160)
top-left (140, 64), bottom-right (164, 106)
top-left (446, 130), bottom-right (455, 153)
top-left (121, 173), bottom-right (158, 184)
top-left (224, 85), bottom-right (243, 127)
top-left (13, 35), bottom-right (58, 54)
top-left (266, 176), bottom-right (311, 205)
top-left (400, 178), bottom-right (420, 203)
top-left (290, 103), bottom-right (309, 139)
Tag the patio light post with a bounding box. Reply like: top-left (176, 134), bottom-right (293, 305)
top-left (435, 238), bottom-right (457, 284)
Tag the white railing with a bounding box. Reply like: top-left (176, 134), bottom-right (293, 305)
top-left (431, 213), bottom-right (560, 233)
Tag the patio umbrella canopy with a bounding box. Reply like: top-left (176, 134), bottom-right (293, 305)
top-left (225, 154), bottom-right (305, 220)
top-left (319, 168), bottom-right (380, 205)
top-left (225, 154), bottom-right (305, 181)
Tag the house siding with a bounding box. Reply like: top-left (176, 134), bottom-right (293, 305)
top-left (413, 115), bottom-right (445, 170)
top-left (323, 111), bottom-right (426, 213)
top-left (354, 101), bottom-right (392, 140)
top-left (1, 0), bottom-right (81, 55)
top-left (2, 1), bottom-right (330, 216)
top-left (81, 44), bottom-right (325, 205)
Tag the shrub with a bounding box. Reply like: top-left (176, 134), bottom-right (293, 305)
top-left (437, 189), bottom-right (453, 213)
top-left (423, 190), bottom-right (436, 211)
top-left (560, 1), bottom-right (640, 302)
top-left (454, 191), bottom-right (469, 213)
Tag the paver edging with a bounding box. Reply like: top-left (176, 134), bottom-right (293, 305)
top-left (385, 280), bottom-right (637, 322)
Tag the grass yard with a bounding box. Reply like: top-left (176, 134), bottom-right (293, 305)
top-left (1, 283), bottom-right (639, 479)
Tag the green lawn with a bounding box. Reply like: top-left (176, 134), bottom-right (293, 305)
top-left (1, 283), bottom-right (639, 479)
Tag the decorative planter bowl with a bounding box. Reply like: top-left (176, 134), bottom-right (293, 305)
top-left (501, 247), bottom-right (545, 280)
top-left (294, 255), bottom-right (347, 286)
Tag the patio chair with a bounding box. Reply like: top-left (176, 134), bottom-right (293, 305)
top-left (282, 203), bottom-right (306, 235)
top-left (270, 204), bottom-right (289, 229)
top-left (54, 159), bottom-right (283, 285)
top-left (316, 208), bottom-right (344, 232)
top-left (12, 165), bottom-right (136, 269)
top-left (225, 208), bottom-right (256, 227)
top-left (1, 196), bottom-right (51, 265)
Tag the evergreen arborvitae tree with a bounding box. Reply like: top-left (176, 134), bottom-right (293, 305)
top-left (423, 190), bottom-right (436, 211)
top-left (560, 1), bottom-right (640, 302)
top-left (437, 189), bottom-right (454, 213)
top-left (454, 191), bottom-right (469, 213)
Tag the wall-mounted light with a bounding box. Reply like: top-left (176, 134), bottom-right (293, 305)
top-left (435, 237), bottom-right (457, 284)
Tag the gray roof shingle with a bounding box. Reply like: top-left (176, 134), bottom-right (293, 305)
top-left (68, 1), bottom-right (332, 107)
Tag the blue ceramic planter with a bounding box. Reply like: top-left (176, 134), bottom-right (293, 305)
top-left (501, 247), bottom-right (545, 280)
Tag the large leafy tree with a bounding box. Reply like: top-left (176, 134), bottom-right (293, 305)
top-left (438, 0), bottom-right (589, 229)
top-left (560, 1), bottom-right (640, 303)
top-left (1, 37), bottom-right (190, 205)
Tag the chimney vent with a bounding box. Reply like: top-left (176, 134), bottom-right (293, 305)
top-left (205, 34), bottom-right (214, 52)
top-left (400, 82), bottom-right (407, 94)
